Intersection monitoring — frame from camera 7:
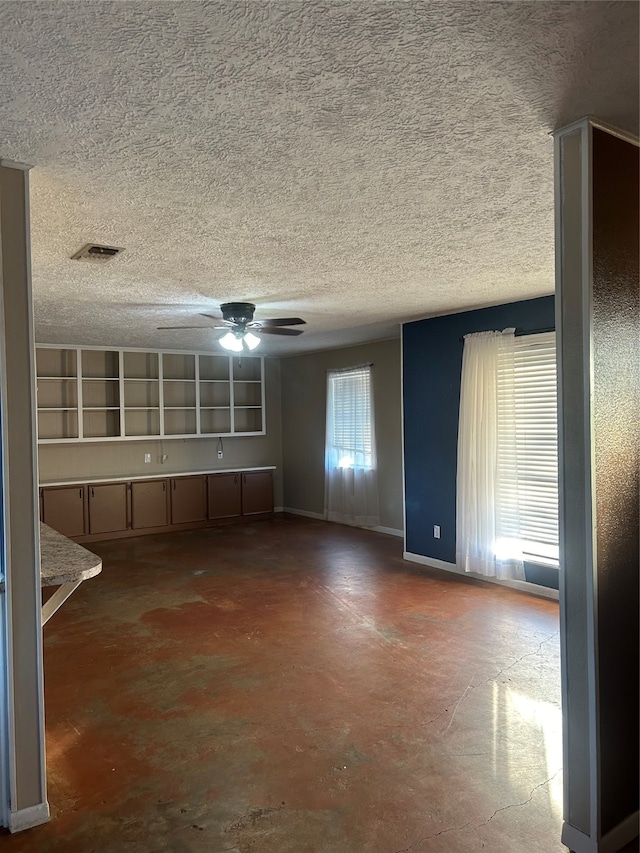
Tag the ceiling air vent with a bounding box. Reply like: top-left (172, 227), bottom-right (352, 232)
top-left (71, 243), bottom-right (124, 262)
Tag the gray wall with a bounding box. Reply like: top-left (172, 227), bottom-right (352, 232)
top-left (38, 358), bottom-right (284, 507)
top-left (280, 338), bottom-right (403, 532)
top-left (0, 163), bottom-right (47, 826)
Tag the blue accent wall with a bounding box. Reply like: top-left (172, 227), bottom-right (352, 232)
top-left (403, 296), bottom-right (555, 571)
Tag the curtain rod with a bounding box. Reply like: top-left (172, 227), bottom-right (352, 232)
top-left (458, 327), bottom-right (554, 343)
top-left (326, 363), bottom-right (374, 373)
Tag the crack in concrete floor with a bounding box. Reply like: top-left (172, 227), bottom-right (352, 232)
top-left (392, 769), bottom-right (562, 853)
top-left (423, 630), bottom-right (559, 731)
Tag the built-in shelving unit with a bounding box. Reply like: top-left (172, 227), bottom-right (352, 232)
top-left (163, 352), bottom-right (197, 436)
top-left (81, 349), bottom-right (121, 439)
top-left (36, 348), bottom-right (79, 441)
top-left (199, 353), bottom-right (232, 435)
top-left (232, 355), bottom-right (264, 433)
top-left (35, 345), bottom-right (265, 443)
top-left (123, 350), bottom-right (160, 438)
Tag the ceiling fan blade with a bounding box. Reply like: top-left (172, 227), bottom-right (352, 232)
top-left (253, 317), bottom-right (306, 327)
top-left (258, 326), bottom-right (304, 336)
top-left (198, 313), bottom-right (223, 322)
top-left (157, 325), bottom-right (213, 330)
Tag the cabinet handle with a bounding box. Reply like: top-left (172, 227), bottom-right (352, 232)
top-left (91, 487), bottom-right (95, 498)
top-left (243, 474), bottom-right (246, 485)
top-left (79, 488), bottom-right (83, 498)
top-left (172, 480), bottom-right (176, 490)
top-left (162, 481), bottom-right (166, 492)
top-left (234, 474), bottom-right (238, 485)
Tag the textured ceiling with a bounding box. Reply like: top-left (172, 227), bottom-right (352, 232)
top-left (0, 1), bottom-right (638, 356)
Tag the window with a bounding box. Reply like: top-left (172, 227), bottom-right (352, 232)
top-left (499, 332), bottom-right (559, 567)
top-left (457, 328), bottom-right (558, 580)
top-left (326, 366), bottom-right (374, 470)
top-left (325, 365), bottom-right (379, 527)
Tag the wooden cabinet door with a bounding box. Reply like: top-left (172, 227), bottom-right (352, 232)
top-left (170, 476), bottom-right (207, 524)
top-left (41, 486), bottom-right (86, 537)
top-left (131, 479), bottom-right (169, 529)
top-left (208, 473), bottom-right (241, 519)
top-left (241, 471), bottom-right (273, 515)
top-left (88, 483), bottom-right (128, 534)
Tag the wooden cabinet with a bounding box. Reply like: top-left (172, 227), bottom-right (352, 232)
top-left (131, 480), bottom-right (169, 529)
top-left (170, 476), bottom-right (207, 524)
top-left (207, 470), bottom-right (273, 518)
top-left (41, 485), bottom-right (86, 537)
top-left (88, 483), bottom-right (128, 535)
top-left (40, 468), bottom-right (273, 542)
top-left (208, 473), bottom-right (242, 519)
top-left (241, 471), bottom-right (274, 515)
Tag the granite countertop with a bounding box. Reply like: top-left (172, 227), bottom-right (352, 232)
top-left (40, 465), bottom-right (276, 488)
top-left (39, 522), bottom-right (102, 587)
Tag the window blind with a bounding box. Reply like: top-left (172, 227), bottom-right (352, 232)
top-left (327, 366), bottom-right (373, 468)
top-left (498, 331), bottom-right (559, 566)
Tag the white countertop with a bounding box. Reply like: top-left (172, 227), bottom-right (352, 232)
top-left (40, 465), bottom-right (276, 488)
top-left (39, 523), bottom-right (102, 587)
top-left (0, 524), bottom-right (102, 592)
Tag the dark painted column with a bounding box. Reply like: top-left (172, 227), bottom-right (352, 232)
top-left (554, 119), bottom-right (639, 852)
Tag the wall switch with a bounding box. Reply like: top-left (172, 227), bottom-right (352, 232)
top-left (433, 525), bottom-right (441, 539)
top-left (217, 450), bottom-right (224, 459)
top-left (144, 453), bottom-right (151, 464)
top-left (161, 454), bottom-right (168, 463)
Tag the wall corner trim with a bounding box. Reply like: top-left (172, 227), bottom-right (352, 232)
top-left (561, 810), bottom-right (639, 853)
top-left (282, 507), bottom-right (325, 521)
top-left (403, 552), bottom-right (559, 601)
top-left (8, 801), bottom-right (50, 833)
top-left (371, 525), bottom-right (403, 538)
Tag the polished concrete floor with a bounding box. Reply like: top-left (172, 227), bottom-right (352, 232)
top-left (5, 515), bottom-right (567, 852)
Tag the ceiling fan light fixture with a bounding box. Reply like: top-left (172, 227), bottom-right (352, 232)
top-left (243, 332), bottom-right (261, 351)
top-left (219, 331), bottom-right (243, 352)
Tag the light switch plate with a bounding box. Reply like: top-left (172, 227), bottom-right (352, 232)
top-left (144, 453), bottom-right (151, 463)
top-left (433, 525), bottom-right (441, 539)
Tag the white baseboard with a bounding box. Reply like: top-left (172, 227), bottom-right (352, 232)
top-left (282, 507), bottom-right (325, 521)
top-left (403, 552), bottom-right (559, 601)
top-left (283, 508), bottom-right (403, 539)
top-left (8, 801), bottom-right (50, 833)
top-left (371, 525), bottom-right (404, 538)
top-left (273, 506), bottom-right (283, 513)
top-left (562, 811), bottom-right (639, 853)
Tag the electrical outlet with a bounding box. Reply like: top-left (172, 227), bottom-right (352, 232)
top-left (217, 450), bottom-right (224, 459)
top-left (161, 454), bottom-right (168, 463)
top-left (433, 525), bottom-right (441, 539)
top-left (144, 453), bottom-right (151, 464)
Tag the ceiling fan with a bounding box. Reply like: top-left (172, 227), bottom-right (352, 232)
top-left (158, 302), bottom-right (306, 352)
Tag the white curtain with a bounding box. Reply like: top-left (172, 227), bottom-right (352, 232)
top-left (325, 365), bottom-right (380, 527)
top-left (456, 329), bottom-right (525, 580)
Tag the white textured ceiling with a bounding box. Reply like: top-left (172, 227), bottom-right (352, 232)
top-left (0, 1), bottom-right (638, 355)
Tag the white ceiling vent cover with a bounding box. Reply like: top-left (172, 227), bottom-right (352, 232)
top-left (71, 243), bottom-right (124, 262)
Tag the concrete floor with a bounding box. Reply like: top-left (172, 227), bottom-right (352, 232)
top-left (5, 515), bottom-right (567, 852)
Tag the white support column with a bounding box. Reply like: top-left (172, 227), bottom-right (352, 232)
top-left (554, 118), bottom-right (639, 853)
top-left (0, 160), bottom-right (49, 831)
